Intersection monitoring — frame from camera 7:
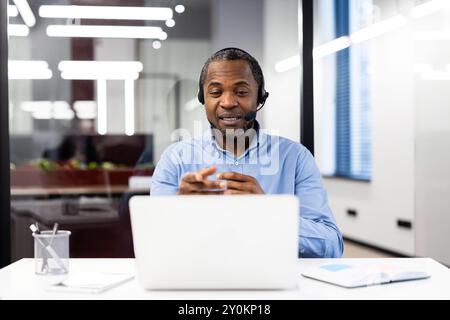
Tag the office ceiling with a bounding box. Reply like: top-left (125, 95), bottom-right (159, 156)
top-left (10, 0), bottom-right (211, 39)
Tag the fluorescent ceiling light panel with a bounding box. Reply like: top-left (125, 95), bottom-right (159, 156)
top-left (311, 16), bottom-right (406, 61)
top-left (124, 80), bottom-right (135, 136)
top-left (9, 60), bottom-right (53, 79)
top-left (20, 101), bottom-right (74, 120)
top-left (97, 79), bottom-right (107, 135)
top-left (61, 72), bottom-right (140, 80)
top-left (59, 61), bottom-right (143, 80)
top-left (8, 24), bottom-right (29, 37)
top-left (421, 71), bottom-right (450, 81)
top-left (152, 40), bottom-right (162, 49)
top-left (74, 101), bottom-right (97, 120)
top-left (52, 101), bottom-right (75, 120)
top-left (10, 69), bottom-right (52, 79)
top-left (32, 104), bottom-right (53, 119)
top-left (415, 29), bottom-right (450, 40)
top-left (276, 16), bottom-right (406, 71)
top-left (39, 5), bottom-right (173, 21)
top-left (12, 0), bottom-right (36, 27)
top-left (9, 60), bottom-right (49, 71)
top-left (165, 19), bottom-right (175, 27)
top-left (20, 101), bottom-right (52, 112)
top-left (8, 5), bottom-right (19, 17)
top-left (159, 31), bottom-right (168, 40)
top-left (313, 36), bottom-right (351, 59)
top-left (175, 5), bottom-right (185, 14)
top-left (350, 15), bottom-right (407, 43)
top-left (47, 25), bottom-right (167, 40)
top-left (411, 0), bottom-right (448, 19)
top-left (275, 55), bottom-right (300, 73)
top-left (59, 61), bottom-right (144, 72)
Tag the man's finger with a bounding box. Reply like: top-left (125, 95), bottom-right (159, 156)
top-left (201, 180), bottom-right (226, 190)
top-left (198, 166), bottom-right (217, 179)
top-left (178, 191), bottom-right (225, 196)
top-left (224, 180), bottom-right (250, 192)
top-left (186, 180), bottom-right (225, 190)
top-left (181, 182), bottom-right (204, 193)
top-left (179, 189), bottom-right (225, 195)
top-left (196, 191), bottom-right (226, 195)
top-left (181, 180), bottom-right (224, 193)
top-left (183, 167), bottom-right (217, 183)
top-left (182, 172), bottom-right (201, 183)
top-left (217, 172), bottom-right (252, 182)
top-left (224, 189), bottom-right (248, 195)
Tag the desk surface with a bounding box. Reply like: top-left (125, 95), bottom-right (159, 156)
top-left (1, 258), bottom-right (449, 300)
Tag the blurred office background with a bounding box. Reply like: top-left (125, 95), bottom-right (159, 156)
top-left (4, 0), bottom-right (450, 265)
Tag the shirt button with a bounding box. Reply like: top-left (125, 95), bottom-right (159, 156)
top-left (235, 161), bottom-right (239, 166)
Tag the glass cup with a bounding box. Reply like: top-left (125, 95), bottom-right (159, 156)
top-left (33, 230), bottom-right (71, 283)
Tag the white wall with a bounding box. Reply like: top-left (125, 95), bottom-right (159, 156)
top-left (95, 38), bottom-right (137, 135)
top-left (413, 10), bottom-right (450, 265)
top-left (211, 0), bottom-right (264, 62)
top-left (138, 39), bottom-right (211, 162)
top-left (314, 0), bottom-right (416, 255)
top-left (262, 0), bottom-right (300, 140)
top-left (319, 27), bottom-right (416, 254)
top-left (314, 0), bottom-right (450, 261)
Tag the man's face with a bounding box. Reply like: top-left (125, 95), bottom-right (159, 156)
top-left (203, 60), bottom-right (259, 134)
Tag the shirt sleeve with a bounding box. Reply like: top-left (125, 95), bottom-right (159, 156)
top-left (150, 144), bottom-right (181, 196)
top-left (295, 147), bottom-right (344, 258)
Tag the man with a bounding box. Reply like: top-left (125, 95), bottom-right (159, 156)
top-left (151, 48), bottom-right (343, 258)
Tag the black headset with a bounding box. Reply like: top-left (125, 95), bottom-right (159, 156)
top-left (197, 47), bottom-right (269, 109)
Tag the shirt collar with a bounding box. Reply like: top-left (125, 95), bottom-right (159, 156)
top-left (204, 121), bottom-right (262, 157)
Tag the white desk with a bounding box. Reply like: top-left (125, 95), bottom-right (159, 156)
top-left (1, 258), bottom-right (449, 300)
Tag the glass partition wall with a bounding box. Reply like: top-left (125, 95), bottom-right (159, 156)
top-left (8, 0), bottom-right (212, 260)
top-left (315, 0), bottom-right (450, 183)
top-left (314, 0), bottom-right (450, 260)
top-left (5, 0), bottom-right (303, 262)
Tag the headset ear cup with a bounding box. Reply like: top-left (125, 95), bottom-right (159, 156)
top-left (262, 91), bottom-right (269, 104)
top-left (258, 87), bottom-right (264, 105)
top-left (258, 88), bottom-right (268, 105)
top-left (197, 88), bottom-right (204, 104)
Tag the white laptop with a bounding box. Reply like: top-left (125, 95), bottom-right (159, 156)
top-left (129, 195), bottom-right (299, 290)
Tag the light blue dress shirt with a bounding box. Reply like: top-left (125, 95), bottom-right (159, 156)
top-left (150, 123), bottom-right (344, 258)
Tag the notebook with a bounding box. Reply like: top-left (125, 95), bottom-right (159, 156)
top-left (301, 263), bottom-right (431, 288)
top-left (46, 272), bottom-right (134, 294)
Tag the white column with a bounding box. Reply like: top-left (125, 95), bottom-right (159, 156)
top-left (124, 79), bottom-right (135, 136)
top-left (97, 78), bottom-right (107, 135)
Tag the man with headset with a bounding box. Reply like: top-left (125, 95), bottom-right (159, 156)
top-left (150, 48), bottom-right (343, 258)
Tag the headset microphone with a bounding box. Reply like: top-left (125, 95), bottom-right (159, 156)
top-left (244, 111), bottom-right (257, 122)
top-left (244, 92), bottom-right (269, 122)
